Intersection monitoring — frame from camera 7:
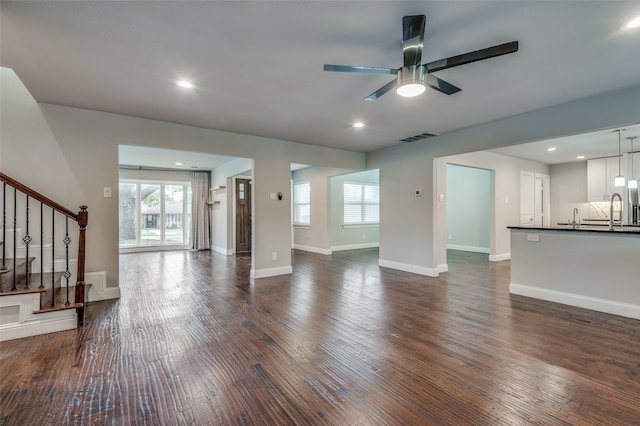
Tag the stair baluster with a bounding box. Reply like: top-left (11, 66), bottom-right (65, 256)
top-left (1, 182), bottom-right (6, 271)
top-left (11, 188), bottom-right (17, 291)
top-left (64, 217), bottom-right (71, 306)
top-left (50, 207), bottom-right (55, 308)
top-left (39, 202), bottom-right (44, 289)
top-left (23, 195), bottom-right (30, 289)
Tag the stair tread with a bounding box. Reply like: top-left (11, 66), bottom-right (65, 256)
top-left (34, 302), bottom-right (83, 314)
top-left (1, 271), bottom-right (63, 295)
top-left (0, 257), bottom-right (37, 291)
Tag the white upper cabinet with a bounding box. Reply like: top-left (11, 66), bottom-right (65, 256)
top-left (587, 156), bottom-right (621, 202)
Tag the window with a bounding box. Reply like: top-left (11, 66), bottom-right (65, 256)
top-left (119, 180), bottom-right (191, 248)
top-left (344, 182), bottom-right (379, 225)
top-left (293, 181), bottom-right (311, 225)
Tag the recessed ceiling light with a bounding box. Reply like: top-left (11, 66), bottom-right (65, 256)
top-left (175, 162), bottom-right (183, 166)
top-left (547, 147), bottom-right (557, 152)
top-left (353, 122), bottom-right (365, 128)
top-left (625, 15), bottom-right (640, 29)
top-left (175, 80), bottom-right (194, 89)
top-left (577, 155), bottom-right (585, 159)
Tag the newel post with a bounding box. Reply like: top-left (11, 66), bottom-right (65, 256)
top-left (75, 205), bottom-right (88, 326)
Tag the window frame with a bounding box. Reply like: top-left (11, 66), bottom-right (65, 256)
top-left (343, 181), bottom-right (379, 227)
top-left (293, 181), bottom-right (311, 226)
top-left (119, 179), bottom-right (191, 250)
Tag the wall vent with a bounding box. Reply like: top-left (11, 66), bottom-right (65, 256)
top-left (400, 132), bottom-right (440, 143)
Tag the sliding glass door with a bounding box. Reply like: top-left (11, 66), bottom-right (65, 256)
top-left (119, 180), bottom-right (191, 249)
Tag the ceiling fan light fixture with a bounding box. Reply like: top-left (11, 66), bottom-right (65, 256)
top-left (396, 66), bottom-right (426, 98)
top-left (397, 83), bottom-right (426, 97)
top-left (625, 15), bottom-right (640, 29)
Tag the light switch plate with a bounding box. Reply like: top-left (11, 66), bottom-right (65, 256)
top-left (103, 187), bottom-right (112, 198)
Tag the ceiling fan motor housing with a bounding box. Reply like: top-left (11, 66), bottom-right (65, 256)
top-left (397, 65), bottom-right (426, 97)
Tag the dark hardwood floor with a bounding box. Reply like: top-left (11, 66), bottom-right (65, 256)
top-left (1, 249), bottom-right (639, 425)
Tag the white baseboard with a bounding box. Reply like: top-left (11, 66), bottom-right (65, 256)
top-left (489, 253), bottom-right (511, 262)
top-left (212, 246), bottom-right (233, 255)
top-left (250, 265), bottom-right (293, 279)
top-left (378, 259), bottom-right (439, 277)
top-left (447, 244), bottom-right (490, 254)
top-left (331, 242), bottom-right (379, 252)
top-left (437, 264), bottom-right (449, 273)
top-left (509, 282), bottom-right (640, 320)
top-left (293, 244), bottom-right (332, 255)
top-left (84, 271), bottom-right (119, 302)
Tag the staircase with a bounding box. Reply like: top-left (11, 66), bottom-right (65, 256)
top-left (0, 173), bottom-right (88, 341)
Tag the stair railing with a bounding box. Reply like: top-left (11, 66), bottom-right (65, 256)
top-left (0, 173), bottom-right (88, 326)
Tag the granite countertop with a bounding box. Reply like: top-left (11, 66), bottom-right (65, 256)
top-left (508, 225), bottom-right (640, 235)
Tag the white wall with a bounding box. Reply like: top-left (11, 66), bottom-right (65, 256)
top-left (368, 83), bottom-right (640, 276)
top-left (290, 167), bottom-right (379, 254)
top-left (549, 161), bottom-right (589, 225)
top-left (328, 169), bottom-right (379, 251)
top-left (209, 157), bottom-right (252, 255)
top-left (1, 68), bottom-right (365, 286)
top-left (446, 164), bottom-right (490, 253)
top-left (437, 152), bottom-right (549, 270)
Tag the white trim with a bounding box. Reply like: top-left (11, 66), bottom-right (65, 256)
top-left (66, 271), bottom-right (119, 302)
top-left (293, 244), bottom-right (332, 255)
top-left (331, 242), bottom-right (379, 252)
top-left (250, 265), bottom-right (293, 279)
top-left (489, 253), bottom-right (511, 262)
top-left (342, 223), bottom-right (379, 228)
top-left (378, 259), bottom-right (439, 277)
top-left (85, 271), bottom-right (119, 302)
top-left (0, 293), bottom-right (77, 342)
top-left (509, 282), bottom-right (640, 320)
top-left (446, 244), bottom-right (490, 254)
top-left (211, 245), bottom-right (233, 255)
top-left (437, 264), bottom-right (449, 273)
top-left (119, 245), bottom-right (190, 254)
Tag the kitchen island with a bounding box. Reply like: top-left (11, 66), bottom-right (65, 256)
top-left (508, 226), bottom-right (640, 320)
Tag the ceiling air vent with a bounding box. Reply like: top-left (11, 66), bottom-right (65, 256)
top-left (400, 132), bottom-right (440, 143)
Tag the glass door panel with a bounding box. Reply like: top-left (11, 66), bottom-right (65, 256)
top-left (140, 184), bottom-right (161, 245)
top-left (119, 182), bottom-right (138, 246)
top-left (164, 185), bottom-right (184, 244)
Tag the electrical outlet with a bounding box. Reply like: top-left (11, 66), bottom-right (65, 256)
top-left (272, 252), bottom-right (277, 260)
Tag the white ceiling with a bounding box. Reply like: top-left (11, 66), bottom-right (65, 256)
top-left (1, 1), bottom-right (639, 160)
top-left (118, 145), bottom-right (236, 170)
top-left (489, 123), bottom-right (640, 165)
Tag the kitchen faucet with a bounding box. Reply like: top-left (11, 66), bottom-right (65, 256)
top-left (572, 208), bottom-right (579, 229)
top-left (609, 193), bottom-right (623, 230)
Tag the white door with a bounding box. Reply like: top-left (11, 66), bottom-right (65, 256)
top-left (520, 171), bottom-right (535, 227)
top-left (534, 174), bottom-right (550, 227)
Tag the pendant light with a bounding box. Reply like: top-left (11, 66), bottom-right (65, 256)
top-left (628, 136), bottom-right (638, 189)
top-left (614, 129), bottom-right (625, 187)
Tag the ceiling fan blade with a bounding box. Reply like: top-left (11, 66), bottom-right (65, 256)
top-left (323, 64), bottom-right (398, 75)
top-left (424, 73), bottom-right (461, 95)
top-left (364, 79), bottom-right (398, 101)
top-left (425, 41), bottom-right (519, 73)
top-left (402, 15), bottom-right (426, 68)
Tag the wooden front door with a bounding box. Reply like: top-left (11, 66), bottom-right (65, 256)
top-left (235, 178), bottom-right (252, 253)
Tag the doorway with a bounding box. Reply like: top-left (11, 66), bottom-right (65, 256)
top-left (520, 171), bottom-right (550, 227)
top-left (235, 178), bottom-right (252, 253)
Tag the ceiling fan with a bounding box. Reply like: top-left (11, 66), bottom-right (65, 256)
top-left (323, 15), bottom-right (519, 101)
